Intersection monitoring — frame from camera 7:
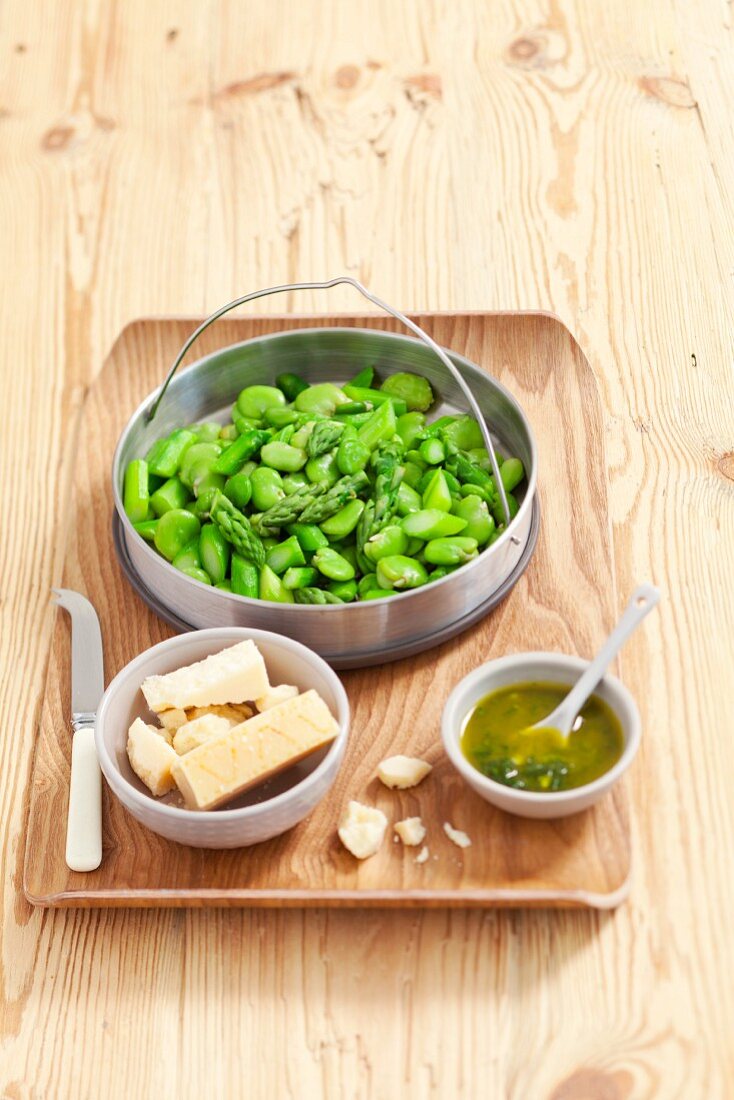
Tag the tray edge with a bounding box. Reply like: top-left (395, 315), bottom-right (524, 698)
top-left (24, 876), bottom-right (631, 911)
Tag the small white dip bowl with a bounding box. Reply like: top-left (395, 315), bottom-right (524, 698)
top-left (95, 627), bottom-right (350, 848)
top-left (441, 652), bottom-right (641, 819)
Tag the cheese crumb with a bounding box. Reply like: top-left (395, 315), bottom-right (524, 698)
top-left (443, 822), bottom-right (472, 849)
top-left (337, 801), bottom-right (388, 860)
top-left (127, 717), bottom-right (178, 796)
top-left (185, 703), bottom-right (253, 724)
top-left (255, 684), bottom-right (299, 712)
top-left (154, 724), bottom-right (174, 746)
top-left (173, 714), bottom-right (232, 755)
top-left (394, 817), bottom-right (426, 847)
top-left (415, 846), bottom-right (430, 864)
top-left (158, 708), bottom-right (188, 732)
top-left (376, 755), bottom-right (432, 790)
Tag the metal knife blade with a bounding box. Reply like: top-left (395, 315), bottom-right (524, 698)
top-left (52, 588), bottom-right (105, 718)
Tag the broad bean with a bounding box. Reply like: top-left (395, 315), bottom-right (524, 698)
top-left (376, 555), bottom-right (428, 590)
top-left (154, 509), bottom-right (201, 561)
top-left (401, 509), bottom-right (467, 540)
top-left (236, 385), bottom-right (286, 420)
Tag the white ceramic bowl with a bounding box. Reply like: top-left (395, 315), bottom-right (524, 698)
top-left (95, 627), bottom-right (350, 848)
top-left (441, 652), bottom-right (641, 819)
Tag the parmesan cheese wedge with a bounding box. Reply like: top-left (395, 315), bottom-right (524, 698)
top-left (338, 801), bottom-right (388, 859)
top-left (127, 718), bottom-right (178, 796)
top-left (170, 689), bottom-right (339, 810)
top-left (141, 640), bottom-right (269, 713)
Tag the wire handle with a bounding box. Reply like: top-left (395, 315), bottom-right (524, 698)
top-left (146, 276), bottom-right (511, 526)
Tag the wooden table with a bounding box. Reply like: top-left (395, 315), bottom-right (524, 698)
top-left (2, 2), bottom-right (732, 1095)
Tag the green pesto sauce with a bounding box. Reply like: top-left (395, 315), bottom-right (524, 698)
top-left (461, 681), bottom-right (624, 792)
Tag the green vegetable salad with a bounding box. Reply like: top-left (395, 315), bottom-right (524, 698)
top-left (122, 365), bottom-right (525, 603)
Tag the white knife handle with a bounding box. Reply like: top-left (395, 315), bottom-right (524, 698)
top-left (66, 725), bottom-right (103, 872)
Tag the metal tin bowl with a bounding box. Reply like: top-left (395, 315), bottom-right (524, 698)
top-left (113, 322), bottom-right (538, 666)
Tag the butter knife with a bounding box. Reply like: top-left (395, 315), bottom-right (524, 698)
top-left (52, 588), bottom-right (103, 872)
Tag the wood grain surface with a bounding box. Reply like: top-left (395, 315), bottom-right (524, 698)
top-left (2, 0), bottom-right (733, 1095)
top-left (24, 311), bottom-right (628, 909)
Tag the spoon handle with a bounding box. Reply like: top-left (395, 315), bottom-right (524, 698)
top-left (557, 583), bottom-right (660, 729)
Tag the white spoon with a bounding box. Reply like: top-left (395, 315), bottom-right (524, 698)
top-left (528, 583), bottom-right (660, 739)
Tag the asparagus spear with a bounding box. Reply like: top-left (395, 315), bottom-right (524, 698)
top-left (210, 492), bottom-right (266, 568)
top-left (259, 481), bottom-right (327, 528)
top-left (293, 587), bottom-right (345, 605)
top-left (298, 472), bottom-right (369, 524)
top-left (355, 442), bottom-right (404, 568)
top-left (446, 452), bottom-right (496, 495)
top-left (258, 471), bottom-right (366, 527)
top-left (356, 498), bottom-right (375, 574)
top-left (369, 441), bottom-right (404, 532)
top-left (306, 419), bottom-right (344, 458)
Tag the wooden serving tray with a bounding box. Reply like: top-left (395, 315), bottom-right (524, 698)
top-left (24, 310), bottom-right (629, 908)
